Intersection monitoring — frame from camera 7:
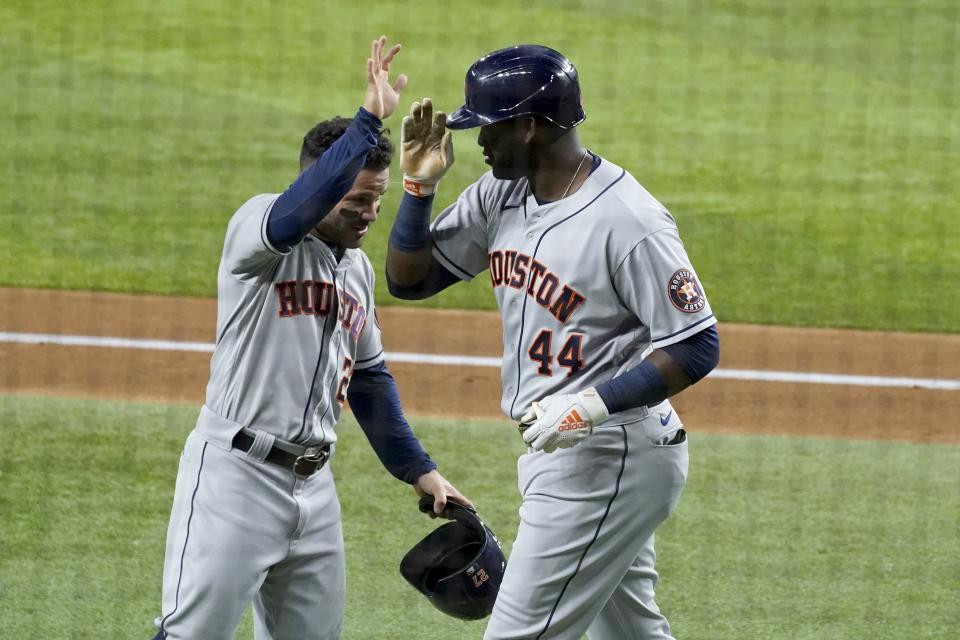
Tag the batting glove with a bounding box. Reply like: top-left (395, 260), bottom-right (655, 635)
top-left (519, 388), bottom-right (610, 453)
top-left (400, 97), bottom-right (454, 197)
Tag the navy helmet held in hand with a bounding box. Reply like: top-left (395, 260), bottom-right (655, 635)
top-left (445, 44), bottom-right (586, 130)
top-left (400, 497), bottom-right (507, 620)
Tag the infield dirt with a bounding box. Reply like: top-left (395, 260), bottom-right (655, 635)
top-left (2, 287), bottom-right (958, 444)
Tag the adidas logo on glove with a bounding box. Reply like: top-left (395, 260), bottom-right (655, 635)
top-left (556, 409), bottom-right (590, 432)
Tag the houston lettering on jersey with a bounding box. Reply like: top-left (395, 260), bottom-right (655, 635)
top-left (488, 250), bottom-right (586, 323)
top-left (337, 290), bottom-right (367, 340)
top-left (275, 280), bottom-right (368, 340)
top-left (275, 280), bottom-right (335, 318)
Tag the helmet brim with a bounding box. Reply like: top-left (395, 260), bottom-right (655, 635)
top-left (445, 106), bottom-right (497, 130)
top-left (446, 106), bottom-right (585, 131)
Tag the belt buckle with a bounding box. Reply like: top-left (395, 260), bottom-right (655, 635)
top-left (293, 448), bottom-right (329, 477)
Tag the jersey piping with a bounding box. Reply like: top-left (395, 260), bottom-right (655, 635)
top-left (610, 228), bottom-right (682, 282)
top-left (652, 314), bottom-right (717, 345)
top-left (315, 311), bottom-right (345, 445)
top-left (536, 425), bottom-right (629, 639)
top-left (508, 168), bottom-right (627, 417)
top-left (258, 195), bottom-right (292, 258)
top-left (355, 349), bottom-right (384, 368)
top-left (433, 242), bottom-right (476, 280)
top-left (160, 442), bottom-right (208, 635)
top-left (295, 270), bottom-right (339, 443)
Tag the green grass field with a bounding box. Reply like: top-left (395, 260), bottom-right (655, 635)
top-left (2, 3), bottom-right (958, 639)
top-left (2, 395), bottom-right (958, 639)
top-left (1, 0), bottom-right (957, 331)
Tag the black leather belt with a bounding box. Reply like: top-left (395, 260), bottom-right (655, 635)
top-left (232, 429), bottom-right (331, 477)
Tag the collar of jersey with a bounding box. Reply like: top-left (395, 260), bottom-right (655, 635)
top-left (305, 234), bottom-right (355, 268)
top-left (524, 154), bottom-right (611, 211)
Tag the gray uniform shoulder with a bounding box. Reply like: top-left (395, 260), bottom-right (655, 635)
top-left (228, 193), bottom-right (280, 226)
top-left (429, 171), bottom-right (528, 281)
top-left (471, 170), bottom-right (530, 220)
top-left (598, 162), bottom-right (677, 239)
top-left (345, 248), bottom-right (376, 283)
top-left (221, 193), bottom-right (286, 280)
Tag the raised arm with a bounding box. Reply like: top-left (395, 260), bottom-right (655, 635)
top-left (386, 98), bottom-right (458, 297)
top-left (268, 36), bottom-right (408, 251)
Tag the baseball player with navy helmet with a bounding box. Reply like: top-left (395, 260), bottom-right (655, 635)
top-left (386, 45), bottom-right (720, 639)
top-left (151, 36), bottom-right (471, 640)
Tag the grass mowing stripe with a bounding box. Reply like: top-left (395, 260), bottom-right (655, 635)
top-left (2, 394), bottom-right (958, 639)
top-left (1, 1), bottom-right (958, 331)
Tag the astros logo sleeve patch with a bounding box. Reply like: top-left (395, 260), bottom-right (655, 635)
top-left (668, 269), bottom-right (706, 313)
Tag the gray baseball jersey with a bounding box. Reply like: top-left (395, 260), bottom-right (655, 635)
top-left (429, 155), bottom-right (709, 639)
top-left (156, 193), bottom-right (384, 639)
top-left (198, 192), bottom-right (385, 447)
top-left (431, 157), bottom-right (716, 421)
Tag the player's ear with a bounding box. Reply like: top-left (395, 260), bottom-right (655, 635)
top-left (300, 150), bottom-right (317, 173)
top-left (520, 116), bottom-right (537, 144)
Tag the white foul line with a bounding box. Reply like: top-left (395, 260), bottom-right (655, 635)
top-left (0, 332), bottom-right (216, 353)
top-left (2, 331), bottom-right (959, 391)
top-left (708, 368), bottom-right (960, 391)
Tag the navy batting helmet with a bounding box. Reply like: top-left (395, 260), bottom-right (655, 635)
top-left (445, 44), bottom-right (585, 130)
top-left (400, 497), bottom-right (507, 620)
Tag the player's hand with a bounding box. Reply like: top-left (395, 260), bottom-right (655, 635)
top-left (414, 469), bottom-right (474, 519)
top-left (363, 35), bottom-right (407, 121)
top-left (400, 98), bottom-right (454, 196)
top-left (518, 388), bottom-right (610, 453)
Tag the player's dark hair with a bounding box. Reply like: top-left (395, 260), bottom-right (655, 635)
top-left (300, 117), bottom-right (393, 171)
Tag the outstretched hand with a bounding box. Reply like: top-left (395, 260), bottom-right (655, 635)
top-left (364, 35), bottom-right (407, 120)
top-left (400, 97), bottom-right (454, 195)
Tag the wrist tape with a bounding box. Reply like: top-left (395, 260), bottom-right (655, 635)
top-left (403, 176), bottom-right (438, 197)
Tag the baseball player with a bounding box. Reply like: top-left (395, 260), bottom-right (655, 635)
top-left (151, 36), bottom-right (470, 640)
top-left (386, 45), bottom-right (719, 639)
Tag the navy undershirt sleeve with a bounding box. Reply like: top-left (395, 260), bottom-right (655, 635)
top-left (595, 360), bottom-right (668, 414)
top-left (346, 361), bottom-right (437, 484)
top-left (266, 108), bottom-right (382, 251)
top-left (389, 192), bottom-right (434, 251)
top-left (596, 325), bottom-right (720, 414)
top-left (661, 324), bottom-right (720, 382)
top-left (386, 192), bottom-right (460, 299)
top-left (386, 260), bottom-right (460, 299)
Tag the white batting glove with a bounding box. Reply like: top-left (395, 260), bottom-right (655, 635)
top-left (519, 388), bottom-right (610, 453)
top-left (400, 97), bottom-right (454, 197)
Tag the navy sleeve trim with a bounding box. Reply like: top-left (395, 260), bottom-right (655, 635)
top-left (431, 242), bottom-right (476, 280)
top-left (259, 196), bottom-right (289, 256)
top-left (355, 349), bottom-right (384, 366)
top-left (652, 314), bottom-right (716, 344)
